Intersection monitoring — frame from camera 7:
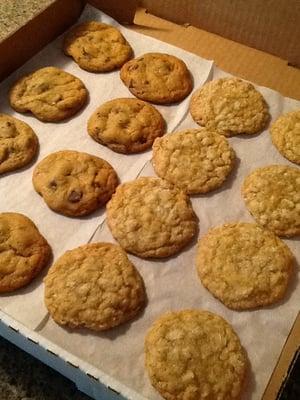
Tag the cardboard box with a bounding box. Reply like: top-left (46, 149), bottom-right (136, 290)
top-left (140, 0), bottom-right (300, 68)
top-left (0, 0), bottom-right (84, 81)
top-left (0, 2), bottom-right (299, 400)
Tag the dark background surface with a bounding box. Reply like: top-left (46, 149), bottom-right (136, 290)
top-left (277, 347), bottom-right (300, 400)
top-left (0, 336), bottom-right (91, 400)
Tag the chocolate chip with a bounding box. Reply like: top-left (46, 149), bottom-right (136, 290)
top-left (128, 79), bottom-right (135, 88)
top-left (49, 180), bottom-right (57, 190)
top-left (68, 190), bottom-right (82, 203)
top-left (128, 64), bottom-right (138, 71)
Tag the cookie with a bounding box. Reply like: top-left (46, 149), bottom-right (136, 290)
top-left (9, 67), bottom-right (88, 122)
top-left (152, 128), bottom-right (235, 194)
top-left (190, 77), bottom-right (269, 137)
top-left (44, 243), bottom-right (145, 331)
top-left (0, 212), bottom-right (51, 293)
top-left (106, 177), bottom-right (198, 258)
top-left (32, 150), bottom-right (118, 217)
top-left (87, 98), bottom-right (165, 154)
top-left (63, 21), bottom-right (133, 72)
top-left (270, 110), bottom-right (300, 165)
top-left (120, 53), bottom-right (193, 104)
top-left (0, 114), bottom-right (38, 174)
top-left (145, 309), bottom-right (247, 400)
top-left (197, 222), bottom-right (293, 310)
top-left (242, 165), bottom-right (300, 237)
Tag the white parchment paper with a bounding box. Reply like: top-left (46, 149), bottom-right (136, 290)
top-left (0, 6), bottom-right (212, 328)
top-left (0, 4), bottom-right (299, 400)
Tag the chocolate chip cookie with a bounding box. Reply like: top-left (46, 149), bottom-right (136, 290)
top-left (9, 67), bottom-right (88, 122)
top-left (0, 212), bottom-right (51, 292)
top-left (87, 98), bottom-right (166, 153)
top-left (32, 150), bottom-right (118, 217)
top-left (120, 53), bottom-right (193, 104)
top-left (64, 21), bottom-right (133, 72)
top-left (0, 114), bottom-right (38, 174)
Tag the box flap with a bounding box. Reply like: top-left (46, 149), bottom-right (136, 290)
top-left (131, 8), bottom-right (300, 100)
top-left (141, 0), bottom-right (300, 67)
top-left (89, 0), bottom-right (138, 23)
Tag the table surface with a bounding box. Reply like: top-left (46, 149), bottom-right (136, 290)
top-left (0, 336), bottom-right (91, 400)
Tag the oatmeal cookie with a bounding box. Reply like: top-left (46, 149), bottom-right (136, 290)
top-left (270, 110), bottom-right (300, 165)
top-left (152, 128), bottom-right (235, 194)
top-left (190, 77), bottom-right (269, 136)
top-left (145, 309), bottom-right (247, 400)
top-left (106, 177), bottom-right (198, 258)
top-left (196, 222), bottom-right (294, 310)
top-left (242, 165), bottom-right (300, 237)
top-left (44, 243), bottom-right (145, 331)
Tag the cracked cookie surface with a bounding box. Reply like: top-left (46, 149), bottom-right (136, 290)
top-left (270, 110), bottom-right (300, 165)
top-left (9, 67), bottom-right (88, 122)
top-left (0, 114), bottom-right (38, 174)
top-left (0, 212), bottom-right (51, 292)
top-left (145, 309), bottom-right (247, 400)
top-left (152, 128), bottom-right (235, 194)
top-left (63, 21), bottom-right (133, 72)
top-left (87, 98), bottom-right (165, 153)
top-left (44, 243), bottom-right (145, 331)
top-left (190, 78), bottom-right (269, 136)
top-left (32, 150), bottom-right (118, 217)
top-left (106, 177), bottom-right (198, 258)
top-left (197, 222), bottom-right (294, 310)
top-left (120, 53), bottom-right (193, 104)
top-left (242, 165), bottom-right (300, 237)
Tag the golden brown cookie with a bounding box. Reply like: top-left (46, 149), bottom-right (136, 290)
top-left (120, 53), bottom-right (193, 104)
top-left (106, 177), bottom-right (198, 258)
top-left (0, 212), bottom-right (51, 293)
top-left (9, 67), bottom-right (88, 122)
top-left (87, 98), bottom-right (166, 154)
top-left (0, 114), bottom-right (38, 174)
top-left (63, 21), bottom-right (133, 72)
top-left (197, 222), bottom-right (294, 310)
top-left (190, 77), bottom-right (269, 137)
top-left (270, 110), bottom-right (300, 165)
top-left (242, 165), bottom-right (300, 237)
top-left (152, 128), bottom-right (235, 194)
top-left (32, 150), bottom-right (118, 217)
top-left (145, 309), bottom-right (247, 400)
top-left (44, 243), bottom-right (145, 331)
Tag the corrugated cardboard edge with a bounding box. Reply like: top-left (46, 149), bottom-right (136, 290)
top-left (262, 312), bottom-right (300, 400)
top-left (0, 0), bottom-right (84, 81)
top-left (141, 0), bottom-right (300, 67)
